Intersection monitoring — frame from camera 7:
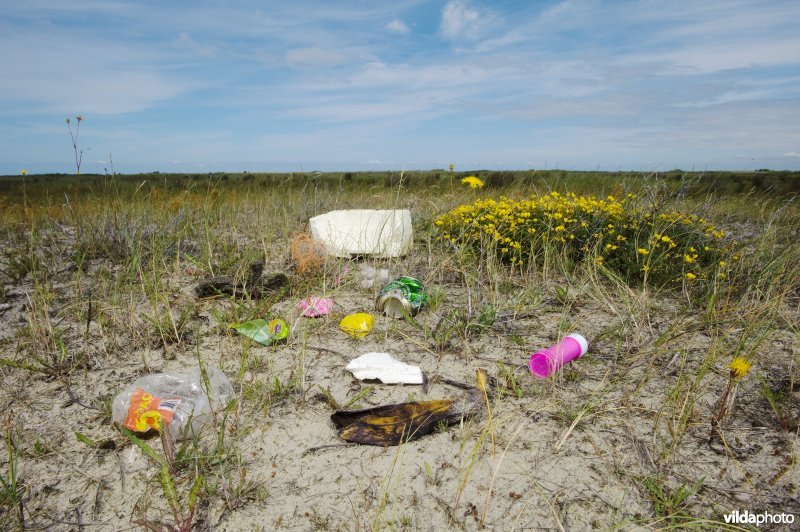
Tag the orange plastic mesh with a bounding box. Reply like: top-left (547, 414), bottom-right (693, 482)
top-left (290, 232), bottom-right (325, 273)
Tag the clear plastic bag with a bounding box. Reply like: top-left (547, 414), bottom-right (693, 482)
top-left (358, 264), bottom-right (390, 289)
top-left (112, 367), bottom-right (233, 440)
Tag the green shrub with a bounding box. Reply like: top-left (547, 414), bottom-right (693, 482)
top-left (435, 191), bottom-right (736, 288)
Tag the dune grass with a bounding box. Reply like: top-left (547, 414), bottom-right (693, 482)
top-left (0, 169), bottom-right (797, 529)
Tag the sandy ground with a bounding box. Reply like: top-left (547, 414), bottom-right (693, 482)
top-left (1, 249), bottom-right (798, 531)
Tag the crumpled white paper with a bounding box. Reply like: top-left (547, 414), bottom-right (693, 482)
top-left (345, 352), bottom-right (423, 384)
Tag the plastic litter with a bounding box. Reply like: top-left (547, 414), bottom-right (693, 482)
top-left (346, 352), bottom-right (423, 384)
top-left (333, 264), bottom-right (352, 286)
top-left (529, 333), bottom-right (589, 378)
top-left (290, 233), bottom-right (325, 273)
top-left (309, 210), bottom-right (413, 258)
top-left (339, 313), bottom-right (374, 338)
top-left (112, 367), bottom-right (233, 440)
top-left (298, 296), bottom-right (334, 317)
top-left (331, 399), bottom-right (473, 446)
top-left (358, 264), bottom-right (390, 289)
top-left (231, 318), bottom-right (289, 345)
top-left (376, 276), bottom-right (428, 318)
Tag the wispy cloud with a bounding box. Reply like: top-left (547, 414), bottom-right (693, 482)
top-left (386, 19), bottom-right (410, 33)
top-left (174, 32), bottom-right (219, 58)
top-left (630, 38), bottom-right (800, 74)
top-left (440, 0), bottom-right (484, 39)
top-left (285, 47), bottom-right (347, 69)
top-left (0, 29), bottom-right (191, 115)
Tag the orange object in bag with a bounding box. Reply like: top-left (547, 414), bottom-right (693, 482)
top-left (123, 388), bottom-right (182, 432)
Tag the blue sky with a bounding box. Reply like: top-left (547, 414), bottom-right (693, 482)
top-left (2, 0), bottom-right (799, 174)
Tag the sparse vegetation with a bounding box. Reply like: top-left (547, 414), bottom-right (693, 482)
top-left (0, 169), bottom-right (797, 529)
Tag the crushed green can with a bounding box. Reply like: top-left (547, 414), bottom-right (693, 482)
top-left (376, 276), bottom-right (427, 318)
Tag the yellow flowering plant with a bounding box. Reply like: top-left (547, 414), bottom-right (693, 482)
top-left (711, 356), bottom-right (753, 438)
top-left (728, 357), bottom-right (752, 380)
top-left (460, 176), bottom-right (484, 189)
top-left (435, 191), bottom-right (736, 288)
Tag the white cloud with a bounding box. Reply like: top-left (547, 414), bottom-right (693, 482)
top-left (0, 30), bottom-right (190, 115)
top-left (635, 38), bottom-right (800, 74)
top-left (285, 47), bottom-right (346, 68)
top-left (174, 32), bottom-right (219, 58)
top-left (441, 0), bottom-right (481, 39)
top-left (386, 19), bottom-right (409, 33)
top-left (284, 96), bottom-right (446, 123)
top-left (347, 60), bottom-right (497, 89)
top-left (784, 152), bottom-right (800, 157)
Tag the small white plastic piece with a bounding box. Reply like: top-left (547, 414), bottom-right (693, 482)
top-left (346, 352), bottom-right (423, 384)
top-left (310, 210), bottom-right (413, 258)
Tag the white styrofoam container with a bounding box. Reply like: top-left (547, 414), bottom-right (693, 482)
top-left (309, 209), bottom-right (413, 258)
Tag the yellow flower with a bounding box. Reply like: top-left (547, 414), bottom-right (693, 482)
top-left (461, 175), bottom-right (484, 189)
top-left (685, 272), bottom-right (697, 280)
top-left (728, 357), bottom-right (751, 379)
top-left (20, 169), bottom-right (28, 175)
top-left (718, 260), bottom-right (726, 267)
top-left (637, 248), bottom-right (649, 255)
top-left (449, 163), bottom-right (454, 172)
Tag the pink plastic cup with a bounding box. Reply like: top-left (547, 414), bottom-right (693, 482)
top-left (529, 333), bottom-right (589, 378)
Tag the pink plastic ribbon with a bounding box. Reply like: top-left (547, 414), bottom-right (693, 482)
top-left (297, 296), bottom-right (334, 318)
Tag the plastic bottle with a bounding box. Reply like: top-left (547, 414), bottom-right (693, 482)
top-left (528, 333), bottom-right (589, 378)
